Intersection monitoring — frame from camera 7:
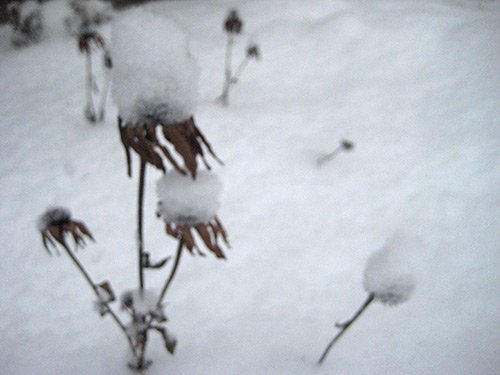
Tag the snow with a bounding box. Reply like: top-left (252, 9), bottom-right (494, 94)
top-left (1, 0), bottom-right (500, 374)
top-left (111, 8), bottom-right (199, 125)
top-left (156, 171), bottom-right (222, 225)
top-left (363, 233), bottom-right (416, 305)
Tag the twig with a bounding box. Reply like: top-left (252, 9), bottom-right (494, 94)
top-left (318, 293), bottom-right (374, 365)
top-left (97, 64), bottom-right (111, 121)
top-left (219, 34), bottom-right (234, 105)
top-left (317, 140), bottom-right (354, 166)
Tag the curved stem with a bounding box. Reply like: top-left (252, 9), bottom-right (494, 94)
top-left (157, 239), bottom-right (184, 307)
top-left (318, 293), bottom-right (375, 365)
top-left (137, 159), bottom-right (147, 294)
top-left (60, 242), bottom-right (138, 358)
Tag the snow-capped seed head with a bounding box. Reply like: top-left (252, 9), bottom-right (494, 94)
top-left (120, 289), bottom-right (158, 316)
top-left (111, 9), bottom-right (200, 125)
top-left (363, 239), bottom-right (416, 306)
top-left (224, 9), bottom-right (243, 34)
top-left (156, 171), bottom-right (223, 226)
top-left (246, 43), bottom-right (260, 60)
top-left (37, 206), bottom-right (72, 231)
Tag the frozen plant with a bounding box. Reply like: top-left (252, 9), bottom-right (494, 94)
top-left (76, 21), bottom-right (106, 122)
top-left (7, 1), bottom-right (43, 47)
top-left (65, 0), bottom-right (112, 35)
top-left (37, 207), bottom-right (139, 362)
top-left (218, 10), bottom-right (261, 105)
top-left (318, 238), bottom-right (416, 365)
top-left (110, 8), bottom-right (229, 370)
top-left (317, 139), bottom-right (354, 166)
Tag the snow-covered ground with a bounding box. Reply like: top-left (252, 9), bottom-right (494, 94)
top-left (1, 0), bottom-right (500, 374)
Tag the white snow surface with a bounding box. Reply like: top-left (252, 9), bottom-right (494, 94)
top-left (1, 0), bottom-right (500, 374)
top-left (363, 233), bottom-right (416, 305)
top-left (156, 171), bottom-right (222, 225)
top-left (111, 8), bottom-right (199, 124)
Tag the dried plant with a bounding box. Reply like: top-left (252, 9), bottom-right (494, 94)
top-left (8, 1), bottom-right (44, 47)
top-left (317, 139), bottom-right (355, 166)
top-left (318, 243), bottom-right (416, 365)
top-left (37, 207), bottom-right (140, 364)
top-left (76, 22), bottom-right (106, 122)
top-left (218, 10), bottom-right (261, 105)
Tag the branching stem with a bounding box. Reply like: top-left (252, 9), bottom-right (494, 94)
top-left (318, 293), bottom-right (375, 365)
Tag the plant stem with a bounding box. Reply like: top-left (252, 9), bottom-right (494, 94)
top-left (85, 53), bottom-right (96, 121)
top-left (317, 145), bottom-right (342, 166)
top-left (318, 293), bottom-right (375, 365)
top-left (137, 159), bottom-right (147, 295)
top-left (60, 242), bottom-right (138, 358)
top-left (97, 67), bottom-right (111, 122)
top-left (232, 56), bottom-right (250, 84)
top-left (157, 239), bottom-right (184, 308)
top-left (220, 34), bottom-right (234, 105)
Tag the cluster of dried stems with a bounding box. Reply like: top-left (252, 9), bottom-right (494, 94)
top-left (218, 9), bottom-right (260, 105)
top-left (39, 109), bottom-right (229, 370)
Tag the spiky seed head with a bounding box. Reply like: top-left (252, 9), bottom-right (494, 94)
top-left (224, 9), bottom-right (243, 34)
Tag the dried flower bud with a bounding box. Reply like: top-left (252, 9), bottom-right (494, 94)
top-left (341, 140), bottom-right (354, 151)
top-left (246, 44), bottom-right (260, 60)
top-left (224, 10), bottom-right (243, 34)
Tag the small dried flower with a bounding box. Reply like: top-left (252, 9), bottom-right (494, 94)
top-left (224, 10), bottom-right (243, 34)
top-left (246, 43), bottom-right (260, 60)
top-left (38, 206), bottom-right (94, 255)
top-left (77, 22), bottom-right (105, 54)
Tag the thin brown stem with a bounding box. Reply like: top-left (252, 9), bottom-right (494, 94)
top-left (60, 242), bottom-right (138, 357)
top-left (219, 35), bottom-right (234, 105)
top-left (137, 159), bottom-right (147, 294)
top-left (232, 56), bottom-right (250, 84)
top-left (318, 293), bottom-right (375, 365)
top-left (157, 239), bottom-right (184, 308)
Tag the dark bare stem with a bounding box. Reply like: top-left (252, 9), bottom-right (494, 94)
top-left (137, 159), bottom-right (147, 294)
top-left (318, 293), bottom-right (375, 365)
top-left (60, 242), bottom-right (138, 358)
top-left (220, 34), bottom-right (234, 105)
top-left (157, 239), bottom-right (184, 308)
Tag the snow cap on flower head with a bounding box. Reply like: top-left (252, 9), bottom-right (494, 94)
top-left (111, 8), bottom-right (199, 125)
top-left (363, 233), bottom-right (416, 306)
top-left (156, 171), bottom-right (223, 226)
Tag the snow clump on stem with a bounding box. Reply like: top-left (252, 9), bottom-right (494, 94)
top-left (156, 171), bottom-right (222, 226)
top-left (111, 9), bottom-right (200, 125)
top-left (363, 234), bottom-right (416, 306)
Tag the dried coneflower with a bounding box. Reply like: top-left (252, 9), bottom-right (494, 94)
top-left (37, 207), bottom-right (138, 360)
top-left (155, 171), bottom-right (229, 302)
top-left (318, 235), bottom-right (416, 364)
top-left (112, 9), bottom-right (221, 179)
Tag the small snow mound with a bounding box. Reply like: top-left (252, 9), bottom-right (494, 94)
top-left (156, 171), bottom-right (222, 225)
top-left (111, 8), bottom-right (199, 125)
top-left (363, 233), bottom-right (417, 306)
